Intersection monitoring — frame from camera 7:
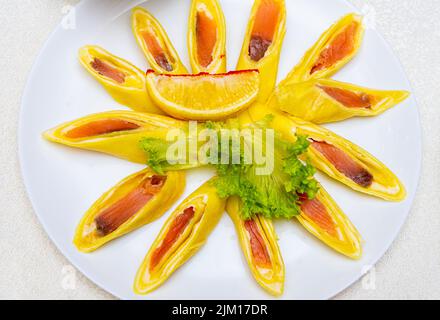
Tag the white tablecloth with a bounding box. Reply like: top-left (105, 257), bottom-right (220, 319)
top-left (1, 0), bottom-right (439, 299)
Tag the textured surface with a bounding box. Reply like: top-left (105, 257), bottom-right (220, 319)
top-left (0, 0), bottom-right (439, 300)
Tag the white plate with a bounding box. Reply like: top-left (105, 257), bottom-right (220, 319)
top-left (19, 0), bottom-right (422, 300)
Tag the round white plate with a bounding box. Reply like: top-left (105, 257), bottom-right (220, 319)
top-left (19, 0), bottom-right (421, 300)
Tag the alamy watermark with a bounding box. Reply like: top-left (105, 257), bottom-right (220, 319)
top-left (361, 265), bottom-right (377, 291)
top-left (61, 4), bottom-right (76, 30)
top-left (162, 121), bottom-right (275, 175)
top-left (357, 1), bottom-right (377, 29)
top-left (61, 265), bottom-right (77, 290)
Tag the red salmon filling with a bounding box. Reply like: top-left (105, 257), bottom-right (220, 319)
top-left (65, 119), bottom-right (140, 139)
top-left (298, 193), bottom-right (337, 237)
top-left (150, 206), bottom-right (195, 271)
top-left (244, 219), bottom-right (272, 268)
top-left (142, 31), bottom-right (173, 72)
top-left (319, 85), bottom-right (372, 109)
top-left (311, 140), bottom-right (373, 188)
top-left (95, 176), bottom-right (167, 236)
top-left (310, 21), bottom-right (359, 75)
top-left (91, 58), bottom-right (126, 83)
top-left (248, 0), bottom-right (280, 62)
top-left (196, 10), bottom-right (217, 67)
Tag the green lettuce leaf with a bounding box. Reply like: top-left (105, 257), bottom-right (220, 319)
top-left (214, 133), bottom-right (318, 220)
top-left (140, 118), bottom-right (319, 220)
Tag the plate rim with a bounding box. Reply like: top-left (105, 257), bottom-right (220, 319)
top-left (18, 0), bottom-right (423, 300)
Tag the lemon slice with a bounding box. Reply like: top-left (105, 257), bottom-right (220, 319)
top-left (146, 70), bottom-right (260, 120)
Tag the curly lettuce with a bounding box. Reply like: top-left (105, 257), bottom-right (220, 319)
top-left (140, 118), bottom-right (318, 220)
top-left (214, 134), bottom-right (318, 220)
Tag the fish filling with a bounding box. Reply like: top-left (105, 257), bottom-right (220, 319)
top-left (95, 175), bottom-right (166, 236)
top-left (142, 31), bottom-right (173, 72)
top-left (310, 21), bottom-right (359, 75)
top-left (248, 0), bottom-right (280, 62)
top-left (299, 193), bottom-right (337, 237)
top-left (318, 85), bottom-right (372, 109)
top-left (311, 140), bottom-right (373, 188)
top-left (244, 218), bottom-right (272, 268)
top-left (196, 9), bottom-right (217, 68)
top-left (65, 119), bottom-right (140, 139)
top-left (150, 206), bottom-right (195, 271)
top-left (91, 58), bottom-right (126, 83)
